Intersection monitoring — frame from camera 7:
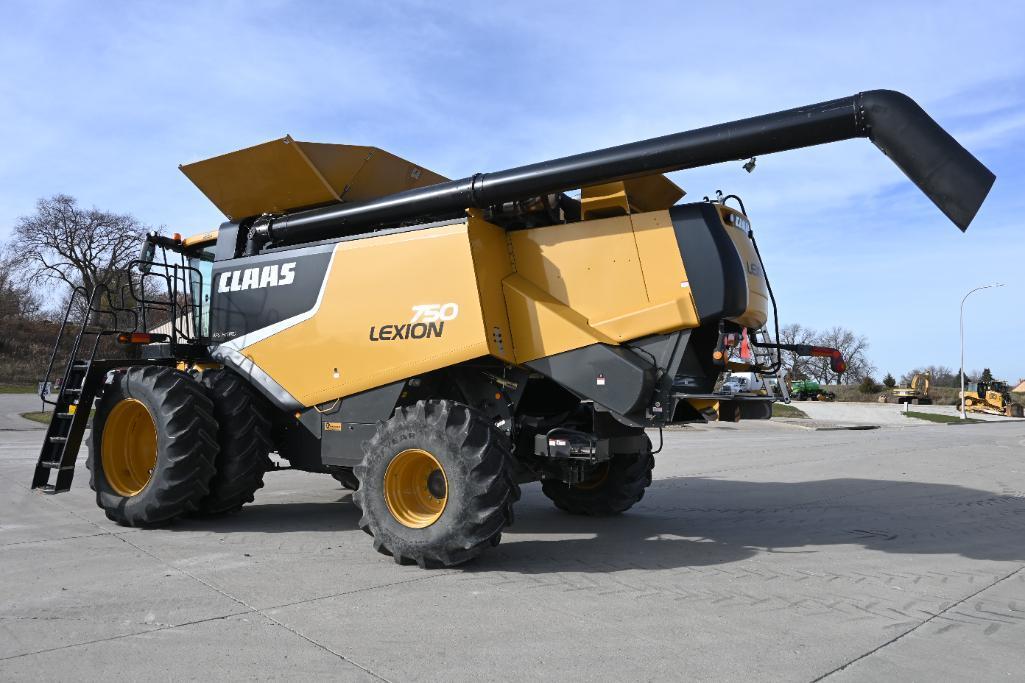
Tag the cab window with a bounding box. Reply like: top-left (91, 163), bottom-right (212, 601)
top-left (186, 244), bottom-right (215, 338)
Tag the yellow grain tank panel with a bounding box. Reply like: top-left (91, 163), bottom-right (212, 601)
top-left (504, 211), bottom-right (700, 361)
top-left (509, 215), bottom-right (649, 326)
top-left (503, 274), bottom-right (618, 361)
top-left (594, 210), bottom-right (700, 338)
top-left (180, 136), bottom-right (447, 220)
top-left (579, 175), bottom-right (685, 220)
top-left (241, 223), bottom-right (489, 406)
top-left (466, 215), bottom-right (516, 363)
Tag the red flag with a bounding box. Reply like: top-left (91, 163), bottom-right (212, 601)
top-left (740, 329), bottom-right (752, 360)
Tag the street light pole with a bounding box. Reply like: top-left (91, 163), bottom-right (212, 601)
top-left (960, 283), bottom-right (1004, 419)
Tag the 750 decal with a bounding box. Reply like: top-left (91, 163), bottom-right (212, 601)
top-left (370, 303), bottom-right (459, 341)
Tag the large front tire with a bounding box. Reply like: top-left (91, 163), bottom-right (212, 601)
top-left (541, 437), bottom-right (654, 516)
top-left (195, 369), bottom-right (274, 515)
top-left (87, 366), bottom-right (218, 526)
top-left (354, 400), bottom-right (518, 568)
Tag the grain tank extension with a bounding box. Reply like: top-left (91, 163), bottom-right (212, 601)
top-left (32, 90), bottom-right (994, 568)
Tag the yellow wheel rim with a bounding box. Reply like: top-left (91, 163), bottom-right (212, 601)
top-left (383, 449), bottom-right (448, 528)
top-left (101, 398), bottom-right (158, 497)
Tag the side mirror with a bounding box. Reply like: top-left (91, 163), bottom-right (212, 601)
top-left (136, 232), bottom-right (183, 273)
top-left (137, 234), bottom-right (156, 273)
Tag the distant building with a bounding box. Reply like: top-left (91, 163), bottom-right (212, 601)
top-left (1013, 379), bottom-right (1025, 394)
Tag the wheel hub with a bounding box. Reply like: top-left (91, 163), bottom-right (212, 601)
top-left (383, 448), bottom-right (448, 528)
top-left (101, 398), bottom-right (158, 497)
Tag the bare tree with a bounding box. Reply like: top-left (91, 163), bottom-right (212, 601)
top-left (778, 323), bottom-right (816, 380)
top-left (0, 243), bottom-right (42, 351)
top-left (810, 326), bottom-right (874, 384)
top-left (0, 242), bottom-right (64, 383)
top-left (901, 365), bottom-right (958, 387)
top-left (13, 194), bottom-right (146, 300)
top-left (0, 243), bottom-right (40, 319)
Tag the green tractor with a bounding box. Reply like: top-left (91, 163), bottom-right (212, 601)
top-left (789, 380), bottom-right (836, 402)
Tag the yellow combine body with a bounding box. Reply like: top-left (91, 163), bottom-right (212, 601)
top-left (32, 90), bottom-right (996, 568)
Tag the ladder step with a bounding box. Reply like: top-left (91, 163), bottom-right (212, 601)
top-left (56, 413), bottom-right (74, 419)
top-left (48, 436), bottom-right (68, 444)
top-left (62, 388), bottom-right (82, 396)
top-left (35, 484), bottom-right (71, 494)
top-left (38, 462), bottom-right (75, 471)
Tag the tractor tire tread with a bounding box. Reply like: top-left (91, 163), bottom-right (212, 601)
top-left (541, 438), bottom-right (654, 516)
top-left (195, 370), bottom-right (274, 515)
top-left (87, 366), bottom-right (218, 527)
top-left (353, 400), bottom-right (518, 568)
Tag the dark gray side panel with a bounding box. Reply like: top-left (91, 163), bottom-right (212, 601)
top-left (525, 344), bottom-right (655, 417)
top-left (209, 243), bottom-right (333, 342)
top-left (287, 381), bottom-right (406, 469)
top-left (669, 203), bottom-right (747, 322)
top-left (320, 424), bottom-right (378, 468)
top-left (334, 381), bottom-right (405, 422)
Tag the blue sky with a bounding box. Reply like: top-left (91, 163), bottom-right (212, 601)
top-left (1, 1), bottom-right (1023, 380)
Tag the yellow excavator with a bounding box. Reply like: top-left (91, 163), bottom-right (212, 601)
top-left (891, 372), bottom-right (932, 404)
top-left (961, 380), bottom-right (1024, 417)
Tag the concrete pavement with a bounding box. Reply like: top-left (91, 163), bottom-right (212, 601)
top-left (0, 393), bottom-right (47, 431)
top-left (794, 399), bottom-right (1014, 426)
top-left (1, 419), bottom-right (1024, 680)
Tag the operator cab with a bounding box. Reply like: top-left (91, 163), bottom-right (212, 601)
top-left (136, 229), bottom-right (217, 342)
top-left (182, 232), bottom-right (217, 339)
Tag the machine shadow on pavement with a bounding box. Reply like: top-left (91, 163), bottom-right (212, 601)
top-left (167, 475), bottom-right (1025, 573)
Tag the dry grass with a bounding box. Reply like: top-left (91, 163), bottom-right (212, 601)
top-left (0, 384), bottom-right (37, 394)
top-left (822, 384), bottom-right (962, 405)
top-left (773, 403), bottom-right (810, 418)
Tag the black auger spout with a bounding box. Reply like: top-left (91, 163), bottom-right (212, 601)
top-left (251, 90), bottom-right (994, 248)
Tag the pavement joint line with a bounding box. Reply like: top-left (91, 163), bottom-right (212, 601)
top-left (108, 533), bottom-right (395, 681)
top-left (0, 530), bottom-right (143, 549)
top-left (0, 468), bottom-right (390, 681)
top-left (2, 464), bottom-right (414, 680)
top-left (810, 564), bottom-right (1025, 682)
top-left (0, 610), bottom-right (252, 662)
top-left (37, 492), bottom-right (395, 683)
top-left (257, 571), bottom-right (459, 613)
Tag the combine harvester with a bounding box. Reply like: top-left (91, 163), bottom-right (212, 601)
top-left (32, 91), bottom-right (994, 567)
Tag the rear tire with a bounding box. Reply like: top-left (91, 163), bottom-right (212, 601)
top-left (541, 436), bottom-right (654, 516)
top-left (88, 366), bottom-right (218, 527)
top-left (195, 370), bottom-right (274, 515)
top-left (354, 400), bottom-right (518, 568)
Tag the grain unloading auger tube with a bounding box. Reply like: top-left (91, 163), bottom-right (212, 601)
top-left (246, 90), bottom-right (994, 250)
